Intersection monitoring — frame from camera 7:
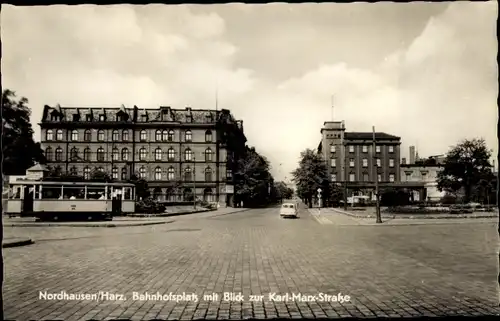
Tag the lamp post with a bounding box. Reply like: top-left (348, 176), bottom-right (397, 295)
top-left (373, 126), bottom-right (382, 223)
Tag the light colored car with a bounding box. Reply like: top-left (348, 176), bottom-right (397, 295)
top-left (280, 202), bottom-right (299, 218)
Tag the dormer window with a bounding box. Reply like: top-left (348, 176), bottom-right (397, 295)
top-left (186, 114), bottom-right (193, 123)
top-left (99, 114), bottom-right (106, 121)
top-left (50, 113), bottom-right (58, 121)
top-left (72, 114), bottom-right (80, 122)
top-left (86, 114), bottom-right (92, 121)
top-left (141, 115), bottom-right (147, 122)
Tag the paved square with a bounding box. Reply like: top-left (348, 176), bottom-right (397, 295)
top-left (3, 206), bottom-right (500, 320)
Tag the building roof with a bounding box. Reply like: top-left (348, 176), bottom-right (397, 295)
top-left (344, 132), bottom-right (400, 140)
top-left (27, 164), bottom-right (49, 172)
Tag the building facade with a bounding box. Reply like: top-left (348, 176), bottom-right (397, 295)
top-left (317, 121), bottom-right (402, 199)
top-left (39, 105), bottom-right (246, 207)
top-left (400, 154), bottom-right (446, 202)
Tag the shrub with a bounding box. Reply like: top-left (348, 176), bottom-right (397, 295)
top-left (136, 198), bottom-right (166, 214)
top-left (440, 194), bottom-right (457, 205)
top-left (384, 206), bottom-right (450, 214)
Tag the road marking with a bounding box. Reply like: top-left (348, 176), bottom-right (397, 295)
top-left (308, 209), bottom-right (334, 225)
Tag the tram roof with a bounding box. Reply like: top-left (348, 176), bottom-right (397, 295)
top-left (8, 180), bottom-right (135, 187)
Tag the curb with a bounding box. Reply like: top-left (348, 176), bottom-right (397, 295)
top-left (208, 208), bottom-right (253, 218)
top-left (3, 221), bottom-right (173, 228)
top-left (330, 208), bottom-right (498, 220)
top-left (3, 238), bottom-right (34, 248)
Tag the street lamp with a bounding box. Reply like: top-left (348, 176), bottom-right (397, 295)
top-left (193, 154), bottom-right (196, 210)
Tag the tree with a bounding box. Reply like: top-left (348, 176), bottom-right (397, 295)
top-left (2, 89), bottom-right (45, 175)
top-left (127, 174), bottom-right (150, 200)
top-left (292, 149), bottom-right (329, 208)
top-left (272, 181), bottom-right (294, 203)
top-left (89, 170), bottom-right (113, 183)
top-left (234, 146), bottom-right (273, 207)
top-left (44, 166), bottom-right (85, 182)
top-left (437, 138), bottom-right (494, 203)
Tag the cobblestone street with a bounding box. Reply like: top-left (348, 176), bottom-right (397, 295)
top-left (3, 205), bottom-right (499, 320)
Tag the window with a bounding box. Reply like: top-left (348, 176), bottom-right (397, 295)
top-left (122, 130), bottom-right (129, 141)
top-left (46, 129), bottom-right (54, 141)
top-left (363, 173), bottom-right (369, 182)
top-left (140, 130), bottom-right (147, 141)
top-left (84, 167), bottom-right (91, 180)
top-left (155, 130), bottom-right (162, 141)
top-left (98, 167), bottom-right (105, 173)
top-left (185, 130), bottom-right (192, 142)
top-left (362, 145), bottom-right (368, 153)
top-left (389, 159), bottom-right (395, 168)
top-left (205, 148), bottom-right (213, 162)
top-left (184, 149), bottom-right (193, 161)
top-left (362, 159), bottom-right (368, 167)
top-left (55, 148), bottom-right (63, 161)
top-left (97, 130), bottom-right (105, 141)
top-left (205, 167), bottom-right (212, 182)
top-left (56, 129), bottom-right (63, 141)
top-left (141, 114), bottom-right (147, 122)
top-left (112, 148), bottom-right (119, 161)
top-left (139, 148), bottom-right (147, 161)
top-left (154, 167), bottom-right (162, 180)
top-left (73, 114), bottom-right (80, 122)
top-left (167, 148), bottom-right (175, 161)
top-left (84, 148), bottom-right (91, 161)
top-left (121, 167), bottom-right (127, 180)
top-left (349, 173), bottom-right (355, 182)
top-left (376, 145), bottom-right (381, 153)
top-left (97, 148), bottom-right (105, 161)
top-left (330, 145), bottom-right (336, 153)
top-left (167, 130), bottom-right (174, 141)
top-left (121, 148), bottom-right (129, 161)
top-left (139, 166), bottom-right (146, 179)
top-left (70, 147), bottom-right (79, 161)
top-left (205, 130), bottom-right (213, 142)
top-left (155, 148), bottom-right (163, 161)
top-left (389, 146), bottom-right (394, 153)
top-left (86, 115), bottom-right (92, 122)
top-left (376, 158), bottom-right (381, 167)
top-left (331, 159), bottom-right (336, 167)
top-left (112, 130), bottom-right (119, 141)
top-left (167, 167), bottom-right (175, 181)
top-left (389, 174), bottom-right (395, 182)
top-left (99, 115), bottom-right (105, 121)
top-left (331, 174), bottom-right (336, 182)
top-left (112, 167), bottom-right (118, 179)
top-left (227, 169), bottom-right (233, 179)
top-left (162, 130), bottom-right (169, 141)
top-left (84, 130), bottom-right (91, 141)
top-left (377, 174), bottom-right (382, 182)
top-left (349, 145), bottom-right (354, 153)
top-left (184, 167), bottom-right (193, 181)
top-left (45, 147), bottom-right (53, 161)
top-left (349, 159), bottom-right (355, 167)
top-left (406, 172), bottom-right (411, 181)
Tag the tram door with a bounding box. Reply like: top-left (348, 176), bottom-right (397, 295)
top-left (111, 190), bottom-right (122, 215)
top-left (22, 186), bottom-right (34, 214)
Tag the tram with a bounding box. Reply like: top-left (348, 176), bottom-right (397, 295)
top-left (4, 180), bottom-right (135, 221)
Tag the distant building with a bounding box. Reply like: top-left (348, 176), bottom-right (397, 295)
top-left (39, 105), bottom-right (247, 207)
top-left (400, 150), bottom-right (446, 202)
top-left (317, 121), bottom-right (403, 199)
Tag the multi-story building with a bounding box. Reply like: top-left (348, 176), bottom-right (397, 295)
top-left (317, 121), bottom-right (402, 198)
top-left (39, 105), bottom-right (246, 207)
top-left (401, 152), bottom-right (446, 202)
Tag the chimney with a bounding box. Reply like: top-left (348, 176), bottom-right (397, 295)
top-left (402, 157), bottom-right (407, 165)
top-left (409, 146), bottom-right (416, 164)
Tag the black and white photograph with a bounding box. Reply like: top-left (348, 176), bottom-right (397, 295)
top-left (1, 1), bottom-right (499, 320)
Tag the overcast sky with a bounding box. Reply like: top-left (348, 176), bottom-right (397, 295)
top-left (2, 2), bottom-right (498, 182)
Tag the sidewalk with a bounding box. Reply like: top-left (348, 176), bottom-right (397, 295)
top-left (309, 208), bottom-right (498, 226)
top-left (328, 207), bottom-right (498, 219)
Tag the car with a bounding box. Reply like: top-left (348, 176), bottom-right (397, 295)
top-left (280, 202), bottom-right (299, 218)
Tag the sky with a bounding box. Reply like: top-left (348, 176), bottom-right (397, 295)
top-left (2, 2), bottom-right (498, 182)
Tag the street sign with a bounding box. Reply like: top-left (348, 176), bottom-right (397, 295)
top-left (317, 188), bottom-right (322, 193)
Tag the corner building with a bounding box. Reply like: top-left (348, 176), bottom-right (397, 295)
top-left (318, 121), bottom-right (401, 199)
top-left (39, 105), bottom-right (246, 207)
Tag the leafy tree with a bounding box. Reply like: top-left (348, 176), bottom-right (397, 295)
top-left (272, 181), bottom-right (294, 203)
top-left (2, 89), bottom-right (45, 175)
top-left (437, 138), bottom-right (493, 203)
top-left (44, 166), bottom-right (85, 182)
top-left (292, 149), bottom-right (329, 208)
top-left (127, 174), bottom-right (150, 200)
top-left (89, 170), bottom-right (113, 183)
top-left (234, 146), bottom-right (273, 207)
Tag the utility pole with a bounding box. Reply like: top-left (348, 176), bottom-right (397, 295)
top-left (193, 154), bottom-right (197, 210)
top-left (373, 126), bottom-right (382, 223)
top-left (343, 142), bottom-right (348, 211)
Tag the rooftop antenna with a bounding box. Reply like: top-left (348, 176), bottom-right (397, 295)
top-left (331, 95), bottom-right (334, 121)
